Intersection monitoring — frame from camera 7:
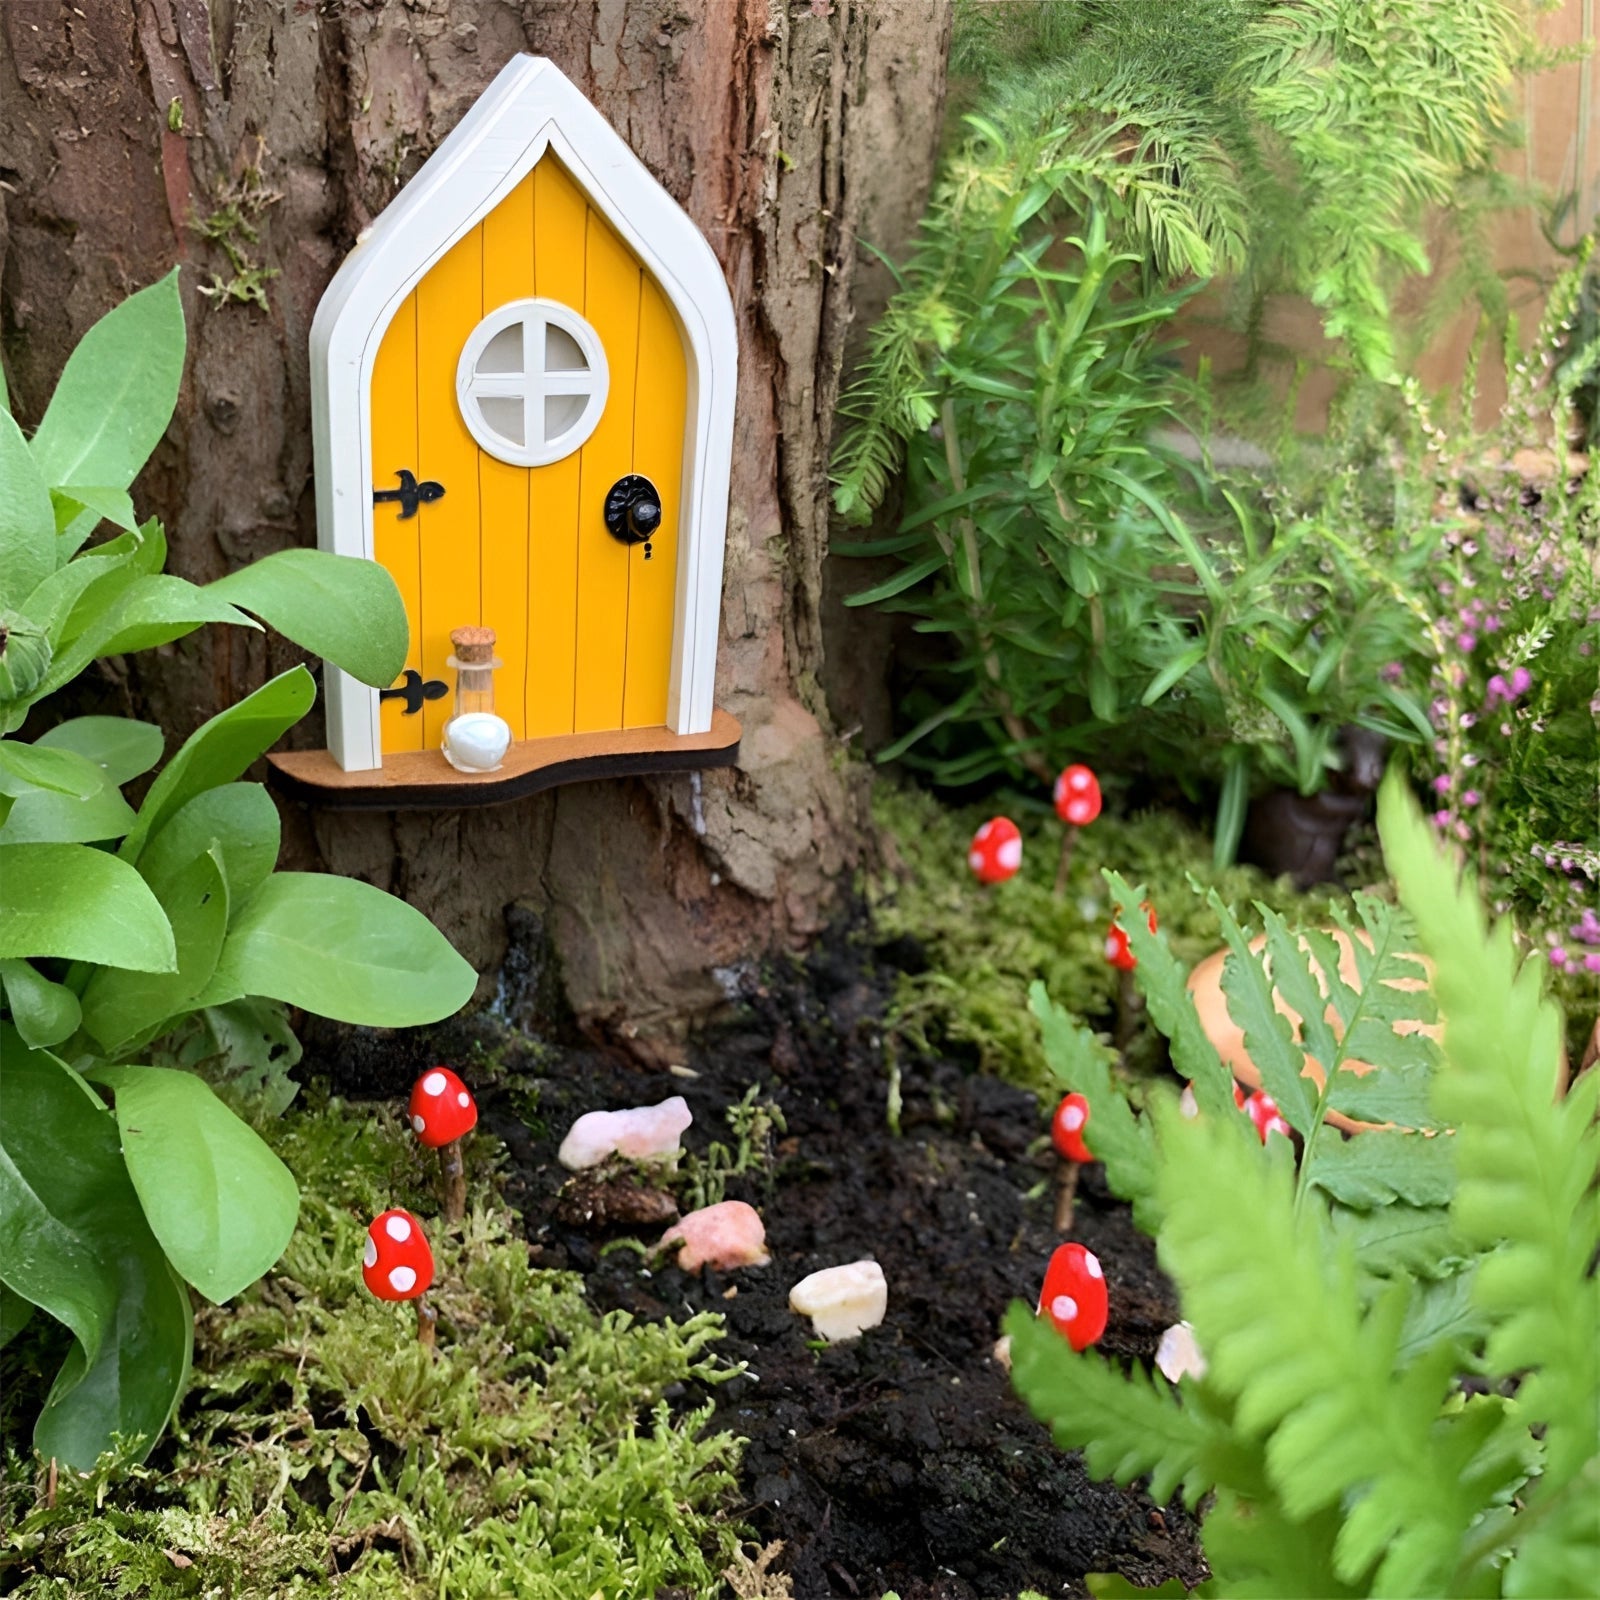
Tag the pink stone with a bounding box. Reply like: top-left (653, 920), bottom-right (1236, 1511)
top-left (557, 1096), bottom-right (693, 1170)
top-left (660, 1200), bottom-right (770, 1271)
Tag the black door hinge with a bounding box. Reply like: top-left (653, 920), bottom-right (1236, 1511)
top-left (380, 669), bottom-right (449, 715)
top-left (374, 469), bottom-right (445, 519)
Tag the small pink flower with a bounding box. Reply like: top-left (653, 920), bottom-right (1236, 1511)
top-left (1461, 790), bottom-right (1481, 806)
top-left (1432, 809), bottom-right (1453, 828)
top-left (1432, 774), bottom-right (1452, 794)
top-left (1457, 633), bottom-right (1478, 653)
top-left (1585, 954), bottom-right (1600, 974)
top-left (1549, 946), bottom-right (1569, 966)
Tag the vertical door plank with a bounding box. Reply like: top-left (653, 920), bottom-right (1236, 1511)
top-left (371, 290), bottom-right (424, 753)
top-left (414, 224), bottom-right (485, 750)
top-left (573, 206), bottom-right (640, 732)
top-left (623, 275), bottom-right (686, 728)
top-left (524, 157), bottom-right (587, 736)
top-left (479, 174), bottom-right (536, 741)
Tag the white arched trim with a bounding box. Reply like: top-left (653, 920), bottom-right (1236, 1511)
top-left (311, 54), bottom-right (737, 771)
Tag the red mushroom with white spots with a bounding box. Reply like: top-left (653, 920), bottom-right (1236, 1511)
top-left (1051, 1093), bottom-right (1094, 1164)
top-left (968, 817), bottom-right (1023, 885)
top-left (1037, 1241), bottom-right (1108, 1353)
top-left (1235, 1084), bottom-right (1292, 1144)
top-left (1104, 902), bottom-right (1158, 973)
top-left (409, 1067), bottom-right (478, 1223)
top-left (1049, 1092), bottom-right (1094, 1232)
top-left (1052, 764), bottom-right (1102, 894)
top-left (362, 1208), bottom-right (438, 1344)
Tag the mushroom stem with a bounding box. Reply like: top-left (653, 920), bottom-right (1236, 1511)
top-left (1053, 825), bottom-right (1079, 898)
top-left (1053, 1158), bottom-right (1080, 1233)
top-left (440, 1139), bottom-right (466, 1223)
top-left (416, 1294), bottom-right (437, 1349)
top-left (1113, 967), bottom-right (1143, 1052)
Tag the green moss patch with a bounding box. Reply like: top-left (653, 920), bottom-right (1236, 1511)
top-left (871, 782), bottom-right (1338, 1087)
top-left (2, 1099), bottom-right (747, 1597)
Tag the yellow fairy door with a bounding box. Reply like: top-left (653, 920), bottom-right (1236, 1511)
top-left (369, 154), bottom-right (688, 757)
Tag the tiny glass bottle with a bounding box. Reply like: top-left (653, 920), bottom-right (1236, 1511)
top-left (442, 625), bottom-right (512, 773)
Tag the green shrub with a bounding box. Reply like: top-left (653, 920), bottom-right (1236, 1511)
top-left (1, 1099), bottom-right (747, 1597)
top-left (0, 273), bottom-right (476, 1470)
top-left (1008, 773), bottom-right (1598, 1597)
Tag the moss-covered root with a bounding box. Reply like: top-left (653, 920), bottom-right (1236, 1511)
top-left (2, 1098), bottom-right (748, 1598)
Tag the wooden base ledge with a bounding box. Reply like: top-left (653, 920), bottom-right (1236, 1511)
top-left (266, 709), bottom-right (741, 811)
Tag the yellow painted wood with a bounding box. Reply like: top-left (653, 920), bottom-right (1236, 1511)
top-left (371, 291), bottom-right (424, 754)
top-left (572, 207), bottom-right (641, 733)
top-left (524, 158), bottom-right (588, 737)
top-left (623, 276), bottom-right (686, 727)
top-left (479, 173), bottom-right (536, 741)
top-left (414, 224), bottom-right (485, 750)
top-left (367, 153), bottom-right (692, 762)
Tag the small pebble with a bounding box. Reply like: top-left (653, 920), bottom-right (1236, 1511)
top-left (788, 1260), bottom-right (887, 1342)
top-left (558, 1096), bottom-right (693, 1170)
top-left (660, 1200), bottom-right (770, 1271)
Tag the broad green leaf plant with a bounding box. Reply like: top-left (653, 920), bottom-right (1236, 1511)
top-left (1009, 773), bottom-right (1598, 1597)
top-left (0, 272), bottom-right (478, 1471)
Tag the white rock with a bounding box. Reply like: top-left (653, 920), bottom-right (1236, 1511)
top-left (661, 1200), bottom-right (770, 1271)
top-left (557, 1096), bottom-right (693, 1170)
top-left (442, 711), bottom-right (512, 773)
top-left (992, 1334), bottom-right (1012, 1373)
top-left (788, 1260), bottom-right (887, 1342)
top-left (1155, 1320), bottom-right (1207, 1384)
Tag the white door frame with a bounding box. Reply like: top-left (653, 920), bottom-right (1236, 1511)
top-left (310, 55), bottom-right (737, 771)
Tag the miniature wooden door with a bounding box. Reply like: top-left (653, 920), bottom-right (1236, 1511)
top-left (371, 154), bottom-right (688, 756)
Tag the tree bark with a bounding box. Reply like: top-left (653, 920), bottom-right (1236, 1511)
top-left (0, 0), bottom-right (951, 1052)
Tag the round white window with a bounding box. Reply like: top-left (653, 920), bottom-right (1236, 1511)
top-left (454, 299), bottom-right (609, 468)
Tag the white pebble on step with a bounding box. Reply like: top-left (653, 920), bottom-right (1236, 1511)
top-left (558, 1096), bottom-right (694, 1170)
top-left (788, 1260), bottom-right (887, 1342)
top-left (1155, 1320), bottom-right (1207, 1384)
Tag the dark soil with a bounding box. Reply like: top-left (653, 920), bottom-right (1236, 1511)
top-left (328, 916), bottom-right (1209, 1600)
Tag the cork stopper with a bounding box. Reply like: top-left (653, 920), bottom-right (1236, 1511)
top-left (449, 626), bottom-right (496, 665)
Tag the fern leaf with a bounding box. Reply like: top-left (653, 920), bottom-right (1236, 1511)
top-left (1306, 1128), bottom-right (1456, 1208)
top-left (1004, 1304), bottom-right (1218, 1506)
top-left (1206, 894), bottom-right (1317, 1131)
top-left (1329, 1201), bottom-right (1467, 1283)
top-left (1379, 772), bottom-right (1600, 1491)
top-left (1101, 870), bottom-right (1234, 1118)
top-left (1151, 1096), bottom-right (1493, 1593)
top-left (1028, 981), bottom-right (1160, 1227)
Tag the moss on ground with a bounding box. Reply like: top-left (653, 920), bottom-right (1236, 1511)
top-left (1, 1098), bottom-right (749, 1598)
top-left (870, 782), bottom-right (1339, 1088)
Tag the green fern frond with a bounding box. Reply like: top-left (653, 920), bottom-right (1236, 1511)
top-left (1101, 870), bottom-right (1236, 1119)
top-left (1380, 772), bottom-right (1600, 1492)
top-left (1004, 1305), bottom-right (1221, 1506)
top-left (1152, 1098), bottom-right (1517, 1593)
top-left (1028, 980), bottom-right (1161, 1227)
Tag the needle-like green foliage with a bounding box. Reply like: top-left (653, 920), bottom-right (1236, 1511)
top-left (1009, 774), bottom-right (1599, 1596)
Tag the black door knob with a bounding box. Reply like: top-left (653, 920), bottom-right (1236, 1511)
top-left (604, 475), bottom-right (662, 546)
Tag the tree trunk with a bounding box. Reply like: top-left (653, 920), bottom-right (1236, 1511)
top-left (0, 0), bottom-right (951, 1052)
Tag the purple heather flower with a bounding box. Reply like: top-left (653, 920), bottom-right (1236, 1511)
top-left (1432, 810), bottom-right (1453, 828)
top-left (1458, 633), bottom-right (1478, 653)
top-left (1510, 666), bottom-right (1532, 696)
top-left (1432, 774), bottom-right (1452, 794)
top-left (1585, 953), bottom-right (1600, 975)
top-left (1549, 946), bottom-right (1569, 966)
top-left (1380, 661), bottom-right (1404, 684)
top-left (1461, 790), bottom-right (1481, 807)
top-left (1483, 615), bottom-right (1501, 633)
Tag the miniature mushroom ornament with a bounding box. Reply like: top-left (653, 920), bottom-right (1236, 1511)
top-left (409, 1067), bottom-right (478, 1223)
top-left (1051, 1093), bottom-right (1094, 1164)
top-left (364, 1206), bottom-right (433, 1293)
top-left (968, 817), bottom-right (1023, 885)
top-left (1038, 1242), bottom-right (1108, 1352)
top-left (1105, 902), bottom-right (1158, 972)
top-left (1053, 765), bottom-right (1102, 827)
top-left (1235, 1084), bottom-right (1292, 1143)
